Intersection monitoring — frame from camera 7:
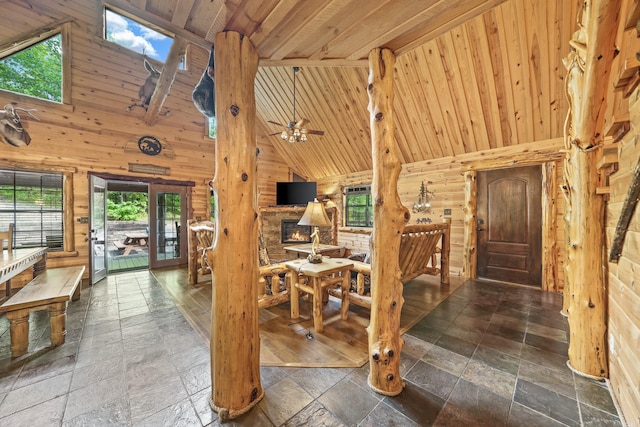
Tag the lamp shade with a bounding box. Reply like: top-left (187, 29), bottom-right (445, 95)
top-left (298, 199), bottom-right (331, 227)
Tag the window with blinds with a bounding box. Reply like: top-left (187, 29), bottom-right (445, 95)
top-left (0, 169), bottom-right (64, 251)
top-left (345, 185), bottom-right (373, 227)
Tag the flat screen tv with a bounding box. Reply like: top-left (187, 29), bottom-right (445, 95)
top-left (276, 182), bottom-right (317, 206)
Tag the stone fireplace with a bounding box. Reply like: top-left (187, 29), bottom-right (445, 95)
top-left (259, 206), bottom-right (337, 260)
top-left (281, 220), bottom-right (311, 243)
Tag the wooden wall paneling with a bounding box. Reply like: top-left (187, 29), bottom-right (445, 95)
top-left (416, 42), bottom-right (466, 156)
top-left (498, 2), bottom-right (532, 145)
top-left (482, 8), bottom-right (516, 146)
top-left (397, 53), bottom-right (446, 159)
top-left (464, 17), bottom-right (503, 150)
top-left (523, 0), bottom-right (551, 141)
top-left (450, 25), bottom-right (490, 152)
top-left (436, 33), bottom-right (479, 153)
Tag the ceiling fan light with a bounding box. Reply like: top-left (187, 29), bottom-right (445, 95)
top-left (293, 128), bottom-right (300, 137)
top-left (280, 130), bottom-right (288, 140)
top-left (300, 128), bottom-right (307, 134)
top-left (300, 133), bottom-right (307, 142)
top-left (288, 135), bottom-right (296, 144)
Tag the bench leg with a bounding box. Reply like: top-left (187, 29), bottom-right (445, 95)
top-left (72, 281), bottom-right (81, 301)
top-left (49, 302), bottom-right (68, 347)
top-left (6, 309), bottom-right (30, 358)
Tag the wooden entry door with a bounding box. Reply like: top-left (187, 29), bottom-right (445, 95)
top-left (477, 166), bottom-right (542, 286)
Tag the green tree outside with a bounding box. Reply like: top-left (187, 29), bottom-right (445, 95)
top-left (0, 34), bottom-right (62, 102)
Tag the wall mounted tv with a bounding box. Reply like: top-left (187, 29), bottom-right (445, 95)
top-left (276, 182), bottom-right (317, 206)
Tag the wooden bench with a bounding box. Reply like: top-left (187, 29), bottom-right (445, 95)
top-left (330, 221), bottom-right (451, 309)
top-left (0, 266), bottom-right (85, 358)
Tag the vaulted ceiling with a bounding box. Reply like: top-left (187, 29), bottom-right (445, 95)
top-left (24, 0), bottom-right (586, 180)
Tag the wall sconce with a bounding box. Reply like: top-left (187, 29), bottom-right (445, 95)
top-left (412, 180), bottom-right (435, 214)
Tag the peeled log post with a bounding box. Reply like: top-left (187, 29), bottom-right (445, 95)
top-left (562, 0), bottom-right (620, 379)
top-left (366, 48), bottom-right (409, 396)
top-left (206, 31), bottom-right (262, 420)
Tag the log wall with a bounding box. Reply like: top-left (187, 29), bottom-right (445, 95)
top-left (0, 0), bottom-right (289, 276)
top-left (607, 87), bottom-right (640, 426)
top-left (318, 138), bottom-right (567, 290)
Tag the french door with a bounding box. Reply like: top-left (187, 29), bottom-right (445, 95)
top-left (89, 175), bottom-right (107, 284)
top-left (148, 184), bottom-right (188, 269)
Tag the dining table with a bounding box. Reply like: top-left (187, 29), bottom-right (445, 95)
top-left (0, 247), bottom-right (48, 297)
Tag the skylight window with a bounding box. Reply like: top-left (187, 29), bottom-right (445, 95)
top-left (0, 34), bottom-right (62, 102)
top-left (105, 9), bottom-right (175, 63)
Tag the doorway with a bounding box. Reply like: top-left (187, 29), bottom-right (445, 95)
top-left (89, 174), bottom-right (190, 284)
top-left (476, 166), bottom-right (542, 286)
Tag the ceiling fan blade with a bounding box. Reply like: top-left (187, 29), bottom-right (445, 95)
top-left (267, 120), bottom-right (287, 127)
top-left (268, 132), bottom-right (282, 136)
top-left (306, 129), bottom-right (325, 136)
top-left (296, 118), bottom-right (309, 128)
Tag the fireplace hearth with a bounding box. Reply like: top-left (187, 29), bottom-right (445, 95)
top-left (281, 220), bottom-right (311, 243)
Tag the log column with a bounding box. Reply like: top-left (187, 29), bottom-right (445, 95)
top-left (562, 1), bottom-right (620, 379)
top-left (366, 47), bottom-right (409, 396)
top-left (206, 31), bottom-right (262, 420)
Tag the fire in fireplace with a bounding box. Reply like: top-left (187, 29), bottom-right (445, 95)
top-left (281, 220), bottom-right (312, 243)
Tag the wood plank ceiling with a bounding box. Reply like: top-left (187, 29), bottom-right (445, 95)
top-left (10, 0), bottom-right (583, 180)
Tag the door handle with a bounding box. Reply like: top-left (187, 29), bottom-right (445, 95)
top-left (477, 228), bottom-right (484, 232)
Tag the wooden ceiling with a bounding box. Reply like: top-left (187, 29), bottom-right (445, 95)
top-left (8, 0), bottom-right (584, 180)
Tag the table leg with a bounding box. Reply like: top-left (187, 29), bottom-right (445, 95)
top-left (340, 270), bottom-right (350, 320)
top-left (7, 309), bottom-right (30, 358)
top-left (312, 277), bottom-right (323, 333)
top-left (290, 272), bottom-right (300, 319)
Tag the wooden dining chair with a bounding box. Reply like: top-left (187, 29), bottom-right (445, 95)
top-left (0, 223), bottom-right (13, 253)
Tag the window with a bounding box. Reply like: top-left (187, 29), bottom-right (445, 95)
top-left (345, 185), bottom-right (373, 227)
top-left (208, 116), bottom-right (216, 139)
top-left (105, 8), bottom-right (182, 67)
top-left (0, 169), bottom-right (64, 251)
top-left (0, 33), bottom-right (62, 102)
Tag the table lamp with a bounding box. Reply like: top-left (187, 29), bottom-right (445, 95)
top-left (298, 198), bottom-right (331, 263)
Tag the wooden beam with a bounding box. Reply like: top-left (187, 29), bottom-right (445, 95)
top-left (143, 37), bottom-right (187, 126)
top-left (542, 162), bottom-right (559, 292)
top-left (171, 0), bottom-right (196, 27)
top-left (609, 155), bottom-right (640, 262)
top-left (206, 31), bottom-right (262, 421)
top-left (562, 0), bottom-right (621, 380)
top-left (462, 171), bottom-right (477, 279)
top-left (366, 47), bottom-right (408, 397)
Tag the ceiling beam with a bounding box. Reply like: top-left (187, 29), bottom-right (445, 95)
top-left (144, 37), bottom-right (188, 125)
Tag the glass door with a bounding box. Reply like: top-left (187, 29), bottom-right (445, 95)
top-left (148, 184), bottom-right (188, 268)
top-left (89, 175), bottom-right (107, 284)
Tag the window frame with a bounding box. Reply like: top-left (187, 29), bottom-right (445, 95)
top-left (344, 185), bottom-right (373, 228)
top-left (0, 23), bottom-right (71, 105)
top-left (0, 161), bottom-right (76, 258)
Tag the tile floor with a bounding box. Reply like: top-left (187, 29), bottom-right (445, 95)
top-left (0, 271), bottom-right (625, 426)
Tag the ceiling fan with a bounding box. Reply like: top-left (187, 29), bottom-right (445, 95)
top-left (267, 66), bottom-right (325, 143)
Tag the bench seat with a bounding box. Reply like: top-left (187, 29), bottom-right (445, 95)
top-left (0, 266), bottom-right (85, 358)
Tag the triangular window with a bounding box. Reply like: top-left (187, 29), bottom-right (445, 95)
top-left (0, 33), bottom-right (63, 102)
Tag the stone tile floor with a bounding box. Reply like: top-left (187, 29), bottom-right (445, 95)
top-left (0, 270), bottom-right (625, 426)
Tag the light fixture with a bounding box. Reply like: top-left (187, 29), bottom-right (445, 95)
top-left (297, 198), bottom-right (331, 263)
top-left (280, 67), bottom-right (309, 143)
top-left (412, 181), bottom-right (435, 214)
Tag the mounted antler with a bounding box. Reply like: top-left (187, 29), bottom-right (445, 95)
top-left (0, 104), bottom-right (39, 147)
